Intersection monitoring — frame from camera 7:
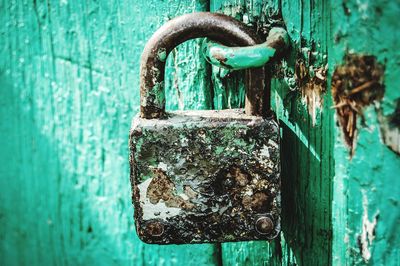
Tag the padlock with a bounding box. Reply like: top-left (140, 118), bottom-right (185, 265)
top-left (129, 12), bottom-right (283, 244)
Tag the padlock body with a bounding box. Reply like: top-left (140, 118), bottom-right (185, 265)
top-left (129, 109), bottom-right (280, 244)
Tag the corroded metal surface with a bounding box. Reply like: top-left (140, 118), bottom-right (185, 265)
top-left (133, 12), bottom-right (281, 245)
top-left (140, 12), bottom-right (266, 118)
top-left (130, 109), bottom-right (280, 244)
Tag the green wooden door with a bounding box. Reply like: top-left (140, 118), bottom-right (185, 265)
top-left (0, 0), bottom-right (399, 265)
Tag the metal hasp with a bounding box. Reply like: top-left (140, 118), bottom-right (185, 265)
top-left (202, 27), bottom-right (289, 70)
top-left (130, 12), bottom-right (285, 244)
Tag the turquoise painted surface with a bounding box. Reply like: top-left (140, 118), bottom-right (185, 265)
top-left (1, 0), bottom-right (399, 265)
top-left (211, 0), bottom-right (332, 265)
top-left (330, 0), bottom-right (400, 265)
top-left (0, 0), bottom-right (218, 265)
top-left (211, 0), bottom-right (399, 265)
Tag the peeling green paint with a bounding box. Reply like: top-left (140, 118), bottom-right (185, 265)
top-left (331, 1), bottom-right (400, 265)
top-left (157, 48), bottom-right (167, 62)
top-left (331, 54), bottom-right (385, 155)
top-left (130, 109), bottom-right (281, 244)
top-left (202, 40), bottom-right (276, 70)
top-left (0, 0), bottom-right (399, 265)
top-left (0, 0), bottom-right (218, 265)
top-left (212, 0), bottom-right (333, 265)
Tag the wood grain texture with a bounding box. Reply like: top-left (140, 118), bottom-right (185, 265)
top-left (1, 0), bottom-right (399, 265)
top-left (0, 0), bottom-right (218, 265)
top-left (330, 1), bottom-right (400, 265)
top-left (213, 0), bottom-right (399, 265)
top-left (211, 0), bottom-right (332, 265)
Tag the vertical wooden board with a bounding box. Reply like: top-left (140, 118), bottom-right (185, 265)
top-left (211, 0), bottom-right (333, 265)
top-left (330, 0), bottom-right (400, 265)
top-left (278, 1), bottom-right (333, 265)
top-left (0, 0), bottom-right (219, 265)
top-left (209, 1), bottom-right (279, 265)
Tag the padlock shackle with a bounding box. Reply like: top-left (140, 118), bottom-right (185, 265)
top-left (140, 12), bottom-right (267, 119)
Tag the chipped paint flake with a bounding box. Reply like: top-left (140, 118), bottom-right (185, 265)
top-left (358, 191), bottom-right (379, 263)
top-left (332, 54), bottom-right (385, 155)
top-left (138, 178), bottom-right (182, 221)
top-left (157, 162), bottom-right (168, 171)
top-left (260, 145), bottom-right (270, 158)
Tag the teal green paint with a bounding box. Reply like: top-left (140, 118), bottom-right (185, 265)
top-left (211, 0), bottom-right (333, 265)
top-left (202, 40), bottom-right (276, 70)
top-left (0, 0), bottom-right (218, 265)
top-left (131, 109), bottom-right (280, 244)
top-left (212, 0), bottom-right (399, 265)
top-left (157, 48), bottom-right (168, 62)
top-left (150, 82), bottom-right (166, 109)
top-left (1, 0), bottom-right (399, 265)
top-left (330, 0), bottom-right (400, 265)
top-left (202, 26), bottom-right (289, 70)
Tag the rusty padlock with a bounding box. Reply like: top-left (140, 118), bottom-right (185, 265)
top-left (129, 12), bottom-right (283, 244)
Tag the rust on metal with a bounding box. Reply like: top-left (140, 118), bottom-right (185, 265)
top-left (146, 221), bottom-right (165, 237)
top-left (255, 216), bottom-right (275, 235)
top-left (147, 169), bottom-right (195, 210)
top-left (131, 12), bottom-right (281, 244)
top-left (140, 12), bottom-right (267, 118)
top-left (130, 110), bottom-right (281, 244)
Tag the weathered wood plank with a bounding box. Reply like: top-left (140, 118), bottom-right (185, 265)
top-left (0, 0), bottom-right (218, 265)
top-left (1, 0), bottom-right (399, 265)
top-left (330, 1), bottom-right (400, 265)
top-left (211, 0), bottom-right (333, 265)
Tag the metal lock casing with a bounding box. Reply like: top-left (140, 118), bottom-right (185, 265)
top-left (129, 12), bottom-right (283, 244)
top-left (130, 110), bottom-right (280, 243)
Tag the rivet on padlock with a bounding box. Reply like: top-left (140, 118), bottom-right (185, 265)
top-left (130, 12), bottom-right (285, 244)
